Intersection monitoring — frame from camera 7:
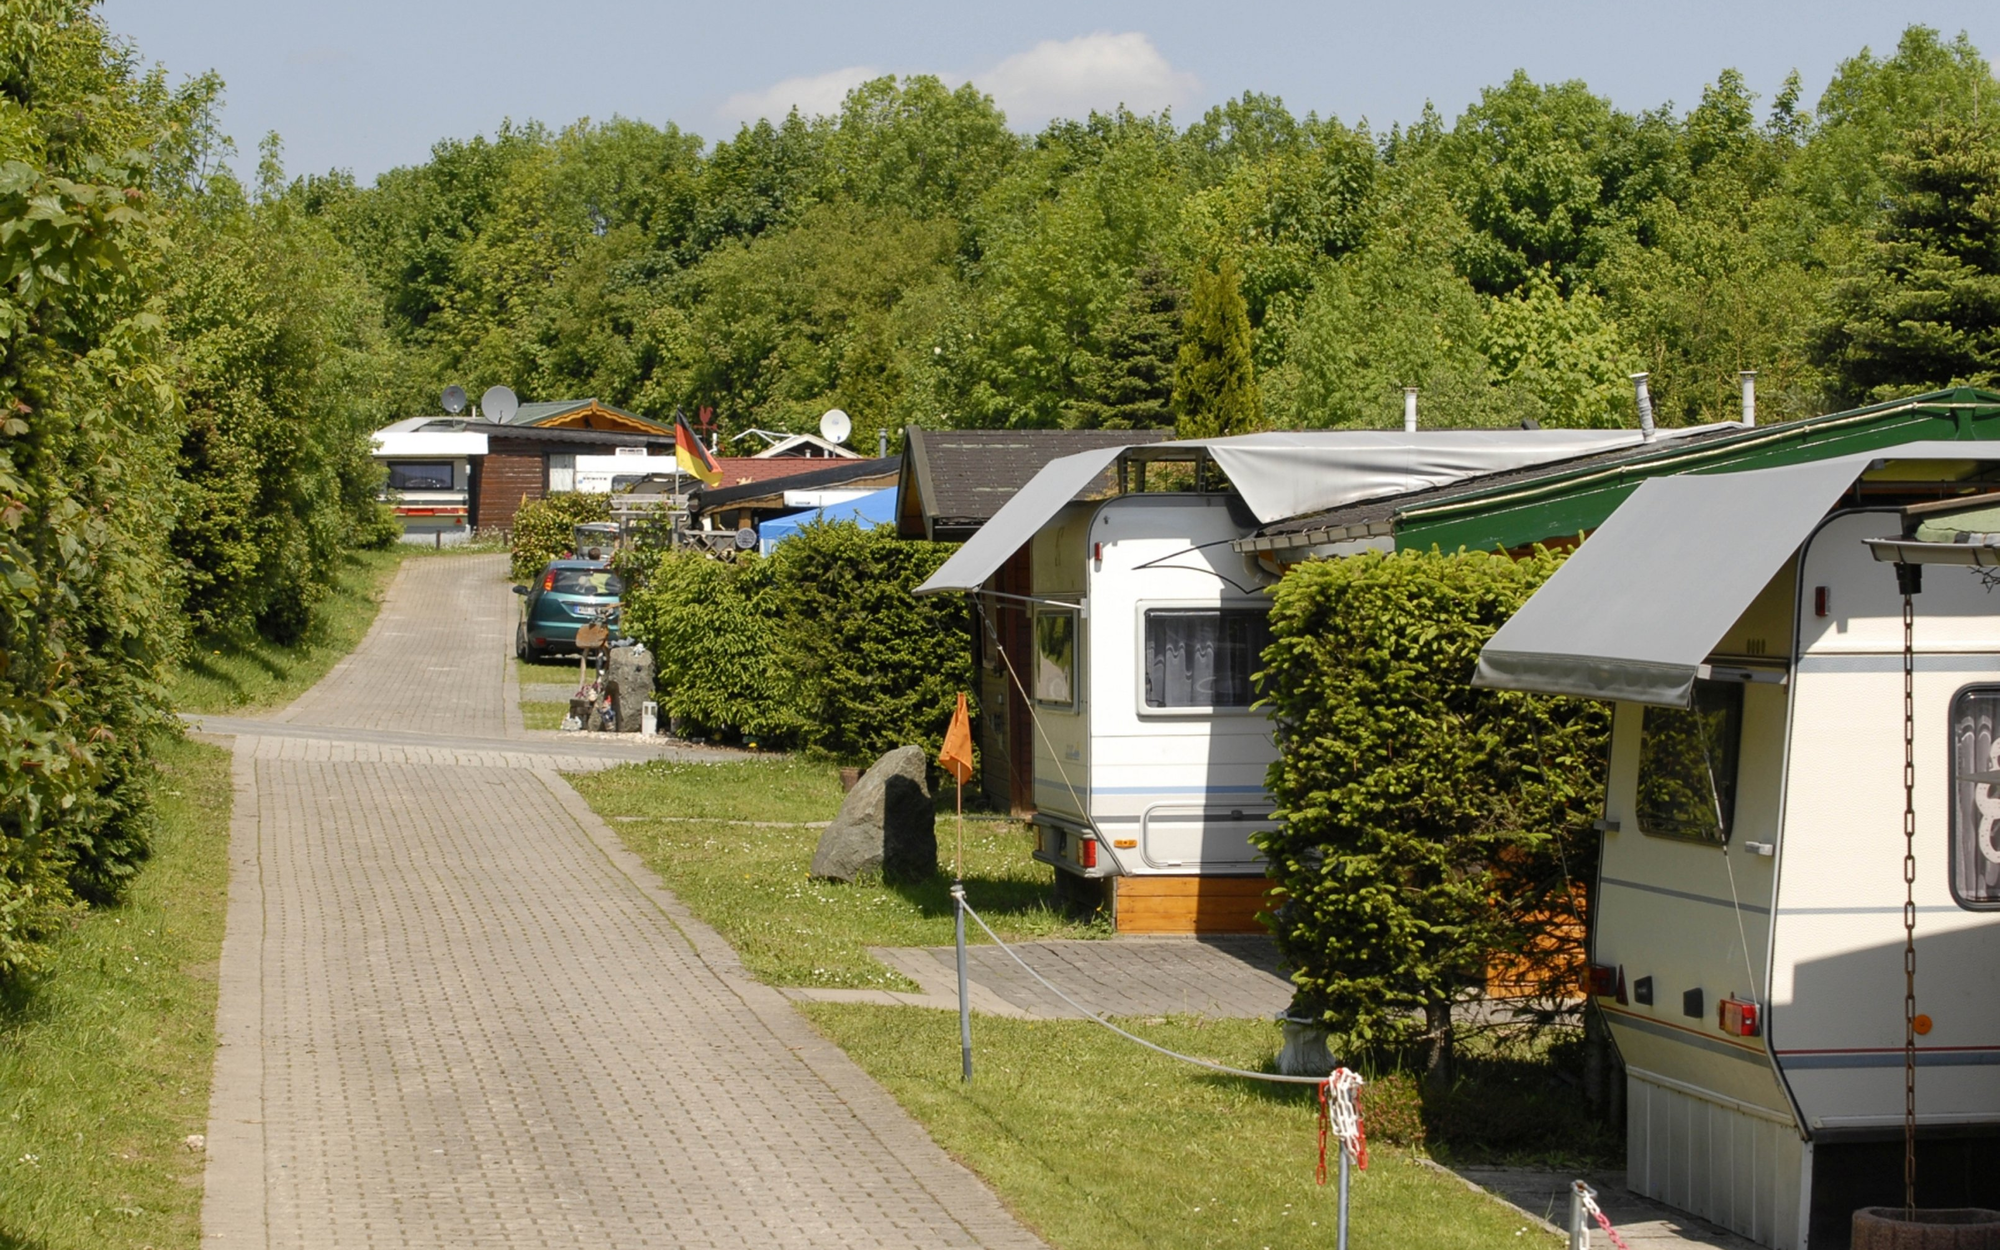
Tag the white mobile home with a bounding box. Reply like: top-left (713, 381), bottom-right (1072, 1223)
top-left (1475, 446), bottom-right (2000, 1248)
top-left (920, 427), bottom-right (1715, 932)
top-left (372, 417), bottom-right (489, 543)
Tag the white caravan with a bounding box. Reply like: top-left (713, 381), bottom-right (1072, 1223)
top-left (1018, 491), bottom-right (1286, 884)
top-left (1476, 446), bottom-right (2000, 1249)
top-left (372, 416), bottom-right (489, 543)
top-left (919, 427), bottom-right (1719, 927)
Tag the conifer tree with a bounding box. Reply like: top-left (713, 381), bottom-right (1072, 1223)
top-left (1070, 257), bottom-right (1183, 429)
top-left (1819, 122), bottom-right (2000, 400)
top-left (1172, 256), bottom-right (1262, 438)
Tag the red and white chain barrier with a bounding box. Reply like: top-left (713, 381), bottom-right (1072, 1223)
top-left (1316, 1068), bottom-right (1367, 1184)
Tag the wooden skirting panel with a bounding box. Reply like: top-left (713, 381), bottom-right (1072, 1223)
top-left (1113, 875), bottom-right (1272, 936)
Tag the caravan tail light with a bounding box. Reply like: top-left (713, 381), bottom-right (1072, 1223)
top-left (1719, 997), bottom-right (1760, 1037)
top-left (1585, 964), bottom-right (1621, 997)
top-left (1078, 838), bottom-right (1097, 869)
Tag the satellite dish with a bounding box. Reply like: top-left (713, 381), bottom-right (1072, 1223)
top-left (733, 526), bottom-right (758, 551)
top-left (819, 408), bottom-right (851, 445)
top-left (441, 384), bottom-right (467, 415)
top-left (482, 385), bottom-right (519, 424)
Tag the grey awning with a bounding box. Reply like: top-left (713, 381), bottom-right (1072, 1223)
top-left (1473, 456), bottom-right (1872, 707)
top-left (915, 447), bottom-right (1124, 594)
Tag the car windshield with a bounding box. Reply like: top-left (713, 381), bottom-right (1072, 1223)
top-left (549, 569), bottom-right (622, 597)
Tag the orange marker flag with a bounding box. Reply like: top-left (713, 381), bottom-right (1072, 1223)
top-left (939, 692), bottom-right (974, 785)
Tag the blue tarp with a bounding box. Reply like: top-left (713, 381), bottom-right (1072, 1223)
top-left (758, 487), bottom-right (897, 553)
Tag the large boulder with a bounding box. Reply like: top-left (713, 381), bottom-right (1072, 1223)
top-left (810, 746), bottom-right (937, 883)
top-left (605, 644), bottom-right (655, 733)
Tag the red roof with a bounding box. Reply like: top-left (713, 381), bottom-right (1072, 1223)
top-left (707, 458), bottom-right (846, 488)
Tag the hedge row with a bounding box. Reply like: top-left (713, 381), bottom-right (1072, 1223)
top-left (1256, 547), bottom-right (1608, 1072)
top-left (618, 523), bottom-right (973, 761)
top-left (509, 492), bottom-right (612, 579)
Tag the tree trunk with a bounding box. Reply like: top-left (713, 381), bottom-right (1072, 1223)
top-left (1424, 994), bottom-right (1455, 1089)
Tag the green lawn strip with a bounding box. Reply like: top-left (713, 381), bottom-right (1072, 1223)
top-left (169, 546), bottom-right (404, 714)
top-left (0, 735), bottom-right (232, 1250)
top-left (800, 1003), bottom-right (1547, 1250)
top-left (516, 654), bottom-right (590, 687)
top-left (570, 760), bottom-right (1103, 990)
top-left (521, 701), bottom-right (569, 731)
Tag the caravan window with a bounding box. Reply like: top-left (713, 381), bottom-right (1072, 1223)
top-left (547, 453), bottom-right (576, 492)
top-left (1144, 609), bottom-right (1271, 709)
top-left (1950, 686), bottom-right (2000, 908)
top-left (387, 462), bottom-right (453, 491)
top-left (1636, 680), bottom-right (1743, 844)
top-left (1034, 608), bottom-right (1077, 708)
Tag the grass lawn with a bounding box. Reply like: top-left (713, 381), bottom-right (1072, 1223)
top-left (521, 701), bottom-right (568, 731)
top-left (169, 547), bottom-right (405, 714)
top-left (570, 759), bottom-right (1104, 990)
top-left (0, 734), bottom-right (232, 1250)
top-left (802, 1003), bottom-right (1548, 1249)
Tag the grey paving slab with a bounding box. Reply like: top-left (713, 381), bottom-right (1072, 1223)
top-left (871, 935), bottom-right (1295, 1021)
top-left (1441, 1166), bottom-right (1762, 1248)
top-left (199, 554), bottom-right (1044, 1249)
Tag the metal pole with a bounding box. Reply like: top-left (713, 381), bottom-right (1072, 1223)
top-left (1337, 1142), bottom-right (1351, 1250)
top-left (953, 881), bottom-right (972, 1083)
top-left (1568, 1180), bottom-right (1591, 1250)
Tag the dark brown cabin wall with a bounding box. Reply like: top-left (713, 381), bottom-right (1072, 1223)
top-left (479, 441), bottom-right (546, 530)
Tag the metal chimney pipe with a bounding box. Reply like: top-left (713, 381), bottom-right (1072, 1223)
top-left (879, 428), bottom-right (889, 458)
top-left (1631, 373), bottom-right (1656, 441)
top-left (1403, 387), bottom-right (1419, 434)
top-left (1739, 370), bottom-right (1757, 427)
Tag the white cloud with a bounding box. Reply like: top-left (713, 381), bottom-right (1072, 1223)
top-left (976, 32), bottom-right (1198, 126)
top-left (717, 65), bottom-right (880, 127)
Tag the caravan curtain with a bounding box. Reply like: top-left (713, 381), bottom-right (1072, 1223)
top-left (1144, 610), bottom-right (1269, 708)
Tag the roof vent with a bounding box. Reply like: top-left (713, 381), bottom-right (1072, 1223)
top-left (1403, 387), bottom-right (1418, 434)
top-left (1631, 373), bottom-right (1656, 441)
top-left (1740, 370), bottom-right (1757, 428)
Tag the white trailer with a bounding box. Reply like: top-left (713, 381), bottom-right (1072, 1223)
top-left (1018, 492), bottom-right (1287, 888)
top-left (1475, 445), bottom-right (2000, 1248)
top-left (372, 418), bottom-right (488, 543)
top-left (920, 427), bottom-right (1717, 931)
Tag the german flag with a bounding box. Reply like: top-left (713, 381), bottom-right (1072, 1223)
top-left (675, 412), bottom-right (722, 487)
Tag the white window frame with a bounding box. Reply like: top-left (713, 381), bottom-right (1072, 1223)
top-left (1032, 605), bottom-right (1080, 711)
top-left (1133, 600), bottom-right (1272, 719)
top-left (1949, 683), bottom-right (2000, 910)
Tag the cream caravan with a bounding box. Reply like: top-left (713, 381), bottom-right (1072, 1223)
top-left (1477, 446), bottom-right (2000, 1248)
top-left (919, 427), bottom-right (1716, 930)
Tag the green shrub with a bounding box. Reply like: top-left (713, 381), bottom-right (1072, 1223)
top-left (765, 522), bottom-right (973, 761)
top-left (1256, 548), bottom-right (1607, 1072)
top-left (510, 492), bottom-right (611, 579)
top-left (619, 523), bottom-right (973, 759)
top-left (0, 5), bottom-right (184, 983)
top-left (617, 550), bottom-right (808, 745)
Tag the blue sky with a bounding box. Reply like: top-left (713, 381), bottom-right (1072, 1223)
top-left (99, 1), bottom-right (2000, 185)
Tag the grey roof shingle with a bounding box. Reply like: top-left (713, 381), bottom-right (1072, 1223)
top-left (900, 427), bottom-right (1172, 540)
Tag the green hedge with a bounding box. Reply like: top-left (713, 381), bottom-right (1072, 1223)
top-left (510, 492), bottom-right (611, 580)
top-left (619, 523), bottom-right (973, 760)
top-left (1256, 548), bottom-right (1607, 1070)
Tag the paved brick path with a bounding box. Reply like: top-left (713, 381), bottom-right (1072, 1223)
top-left (199, 555), bottom-right (1043, 1249)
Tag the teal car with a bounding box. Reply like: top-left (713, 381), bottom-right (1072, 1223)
top-left (514, 560), bottom-right (623, 659)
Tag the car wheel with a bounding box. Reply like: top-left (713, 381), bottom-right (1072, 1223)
top-left (515, 622), bottom-right (531, 661)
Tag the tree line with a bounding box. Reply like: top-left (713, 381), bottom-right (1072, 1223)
top-left (300, 24), bottom-right (2000, 450)
top-left (1, 1), bottom-right (395, 984)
